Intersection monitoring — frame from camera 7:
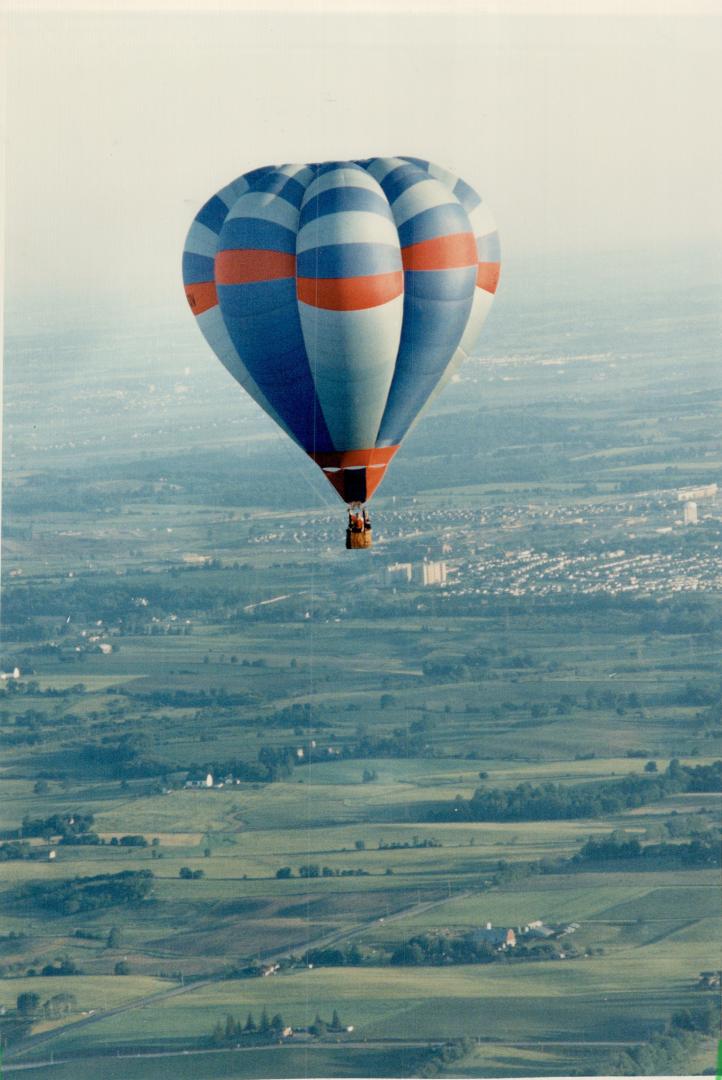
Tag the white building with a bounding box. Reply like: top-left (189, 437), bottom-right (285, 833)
top-left (413, 559), bottom-right (447, 586)
top-left (184, 772), bottom-right (214, 790)
top-left (683, 501), bottom-right (698, 525)
top-left (678, 484), bottom-right (717, 501)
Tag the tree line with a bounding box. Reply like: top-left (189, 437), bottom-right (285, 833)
top-left (596, 1002), bottom-right (718, 1075)
top-left (574, 832), bottom-right (720, 869)
top-left (427, 760), bottom-right (722, 823)
top-left (209, 1007), bottom-right (347, 1046)
top-left (19, 870), bottom-right (154, 915)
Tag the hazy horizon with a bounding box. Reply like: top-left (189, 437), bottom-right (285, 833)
top-left (4, 10), bottom-right (722, 324)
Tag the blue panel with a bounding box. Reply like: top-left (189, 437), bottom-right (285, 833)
top-left (376, 163), bottom-right (427, 205)
top-left (221, 303), bottom-right (307, 362)
top-left (401, 295), bottom-right (474, 346)
top-left (376, 289), bottom-right (474, 446)
top-left (219, 218), bottom-right (297, 253)
top-left (404, 266), bottom-right (477, 302)
top-left (243, 165), bottom-right (277, 188)
top-left (182, 251), bottom-right (215, 285)
top-left (397, 202), bottom-right (472, 246)
top-left (252, 173), bottom-right (307, 209)
top-left (452, 177), bottom-right (481, 213)
top-left (219, 302), bottom-right (335, 454)
top-left (196, 195), bottom-right (229, 235)
top-left (217, 278), bottom-right (296, 319)
top-left (299, 186), bottom-right (394, 228)
top-left (296, 243), bottom-right (401, 279)
top-left (477, 231), bottom-right (501, 261)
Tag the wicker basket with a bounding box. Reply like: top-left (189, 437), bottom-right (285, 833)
top-left (347, 529), bottom-right (372, 549)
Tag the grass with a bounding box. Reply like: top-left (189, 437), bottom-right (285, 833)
top-left (8, 1045), bottom-right (421, 1079)
top-left (21, 944), bottom-right (711, 1061)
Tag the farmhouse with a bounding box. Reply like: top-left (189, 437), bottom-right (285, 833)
top-left (184, 772), bottom-right (214, 789)
top-left (472, 922), bottom-right (516, 949)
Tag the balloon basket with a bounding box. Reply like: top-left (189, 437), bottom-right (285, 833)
top-left (346, 530), bottom-right (372, 550)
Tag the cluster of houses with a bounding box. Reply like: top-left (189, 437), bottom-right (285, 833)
top-left (472, 919), bottom-right (578, 950)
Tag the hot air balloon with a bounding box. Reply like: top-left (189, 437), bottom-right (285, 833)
top-left (182, 157), bottom-right (500, 547)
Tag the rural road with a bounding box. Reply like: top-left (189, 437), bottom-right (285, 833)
top-left (4, 890), bottom-right (468, 1063)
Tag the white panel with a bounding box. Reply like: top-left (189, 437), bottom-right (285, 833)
top-left (427, 162), bottom-right (461, 190)
top-left (467, 201), bottom-right (497, 239)
top-left (184, 220), bottom-right (220, 258)
top-left (459, 287), bottom-right (495, 354)
top-left (305, 166), bottom-right (381, 199)
top-left (297, 210), bottom-right (399, 254)
top-left (225, 191), bottom-right (299, 231)
top-left (298, 295), bottom-right (403, 450)
top-left (391, 178), bottom-right (456, 228)
top-left (364, 157), bottom-right (408, 183)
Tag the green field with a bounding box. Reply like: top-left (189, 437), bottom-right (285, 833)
top-left (2, 270), bottom-right (721, 1074)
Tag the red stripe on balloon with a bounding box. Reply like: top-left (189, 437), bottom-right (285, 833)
top-left (310, 445), bottom-right (399, 469)
top-left (476, 261), bottom-right (501, 294)
top-left (215, 249), bottom-right (296, 285)
top-left (297, 271), bottom-right (403, 311)
top-left (401, 232), bottom-right (477, 272)
top-left (184, 281), bottom-right (217, 315)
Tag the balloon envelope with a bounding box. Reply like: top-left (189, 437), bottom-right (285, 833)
top-left (182, 157), bottom-right (500, 503)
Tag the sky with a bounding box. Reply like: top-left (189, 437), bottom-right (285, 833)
top-left (3, 7), bottom-right (722, 321)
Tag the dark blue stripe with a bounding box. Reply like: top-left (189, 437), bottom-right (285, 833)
top-left (196, 195), bottom-right (229, 235)
top-left (376, 163), bottom-right (428, 206)
top-left (376, 292), bottom-right (474, 446)
top-left (220, 300), bottom-right (304, 359)
top-left (219, 217), bottom-right (297, 254)
top-left (218, 301), bottom-right (335, 453)
top-left (252, 173), bottom-right (307, 209)
top-left (182, 251), bottom-right (215, 286)
top-left (296, 243), bottom-right (401, 279)
top-left (477, 231), bottom-right (501, 261)
top-left (404, 266), bottom-right (477, 302)
top-left (243, 165), bottom-right (277, 188)
top-left (452, 177), bottom-right (481, 213)
top-left (397, 202), bottom-right (471, 246)
top-left (217, 278), bottom-right (297, 319)
top-left (299, 186), bottom-right (394, 229)
top-left (314, 161), bottom-right (365, 179)
top-left (400, 295), bottom-right (474, 347)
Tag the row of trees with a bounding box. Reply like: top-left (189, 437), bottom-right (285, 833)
top-left (16, 991), bottom-right (77, 1018)
top-left (187, 746), bottom-right (297, 784)
top-left (599, 1003), bottom-right (718, 1075)
top-left (0, 841), bottom-right (31, 861)
top-left (209, 1008), bottom-right (347, 1045)
top-left (20, 869), bottom-right (154, 915)
top-left (19, 811), bottom-right (94, 840)
top-left (276, 865), bottom-right (370, 879)
top-left (575, 832), bottom-right (720, 869)
top-left (429, 760), bottom-right (722, 823)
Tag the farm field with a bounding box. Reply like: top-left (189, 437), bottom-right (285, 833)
top-left (1, 260), bottom-right (721, 1075)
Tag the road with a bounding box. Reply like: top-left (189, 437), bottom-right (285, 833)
top-left (4, 890), bottom-right (468, 1063)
